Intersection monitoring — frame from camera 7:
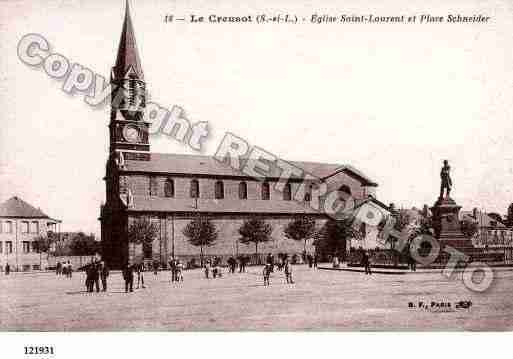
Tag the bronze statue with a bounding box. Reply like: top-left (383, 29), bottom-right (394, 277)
top-left (440, 160), bottom-right (452, 199)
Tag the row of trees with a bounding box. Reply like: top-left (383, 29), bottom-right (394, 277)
top-left (127, 215), bottom-right (361, 264)
top-left (31, 231), bottom-right (99, 268)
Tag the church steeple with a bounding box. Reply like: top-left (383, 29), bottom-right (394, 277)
top-left (109, 0), bottom-right (149, 154)
top-left (113, 0), bottom-right (144, 80)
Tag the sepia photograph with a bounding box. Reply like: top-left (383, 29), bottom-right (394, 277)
top-left (1, 0), bottom-right (513, 356)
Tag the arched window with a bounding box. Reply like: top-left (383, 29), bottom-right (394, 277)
top-left (164, 179), bottom-right (174, 198)
top-left (283, 183), bottom-right (292, 201)
top-left (339, 185), bottom-right (352, 196)
top-left (215, 181), bottom-right (224, 199)
top-left (239, 181), bottom-right (248, 200)
top-left (190, 179), bottom-right (200, 198)
top-left (304, 184), bottom-right (312, 202)
top-left (149, 176), bottom-right (158, 196)
top-left (261, 182), bottom-right (270, 200)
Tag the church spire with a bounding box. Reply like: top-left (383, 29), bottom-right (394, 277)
top-left (113, 0), bottom-right (144, 80)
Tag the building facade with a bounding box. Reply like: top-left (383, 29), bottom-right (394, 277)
top-left (100, 3), bottom-right (380, 268)
top-left (461, 209), bottom-right (513, 254)
top-left (0, 196), bottom-right (60, 271)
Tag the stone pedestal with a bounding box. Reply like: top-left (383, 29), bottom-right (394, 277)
top-left (431, 197), bottom-right (471, 248)
top-left (430, 197), bottom-right (504, 263)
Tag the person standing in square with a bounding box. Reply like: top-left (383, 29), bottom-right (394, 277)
top-left (122, 263), bottom-right (134, 293)
top-left (284, 259), bottom-right (294, 284)
top-left (100, 261), bottom-right (109, 291)
top-left (136, 262), bottom-right (145, 289)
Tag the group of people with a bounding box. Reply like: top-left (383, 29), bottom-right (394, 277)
top-left (56, 261), bottom-right (73, 278)
top-left (85, 260), bottom-right (110, 292)
top-left (78, 252), bottom-right (310, 293)
top-left (122, 262), bottom-right (146, 293)
top-left (305, 253), bottom-right (318, 268)
top-left (169, 259), bottom-right (184, 282)
top-left (204, 257), bottom-right (222, 279)
top-left (263, 255), bottom-right (294, 286)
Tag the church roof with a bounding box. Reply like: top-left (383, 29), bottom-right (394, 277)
top-left (0, 196), bottom-right (51, 219)
top-left (122, 153), bottom-right (378, 186)
top-left (113, 0), bottom-right (144, 80)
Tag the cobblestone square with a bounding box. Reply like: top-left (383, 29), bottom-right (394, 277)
top-left (1, 265), bottom-right (512, 331)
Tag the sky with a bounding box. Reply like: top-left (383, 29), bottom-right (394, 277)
top-left (1, 0), bottom-right (513, 237)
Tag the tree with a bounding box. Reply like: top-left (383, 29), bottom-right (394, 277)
top-left (33, 232), bottom-right (55, 269)
top-left (313, 217), bottom-right (359, 260)
top-left (284, 216), bottom-right (316, 253)
top-left (238, 217), bottom-right (273, 262)
top-left (127, 217), bottom-right (159, 264)
top-left (69, 232), bottom-right (99, 267)
top-left (385, 209), bottom-right (411, 250)
top-left (182, 216), bottom-right (218, 266)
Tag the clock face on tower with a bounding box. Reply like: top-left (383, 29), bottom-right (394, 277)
top-left (122, 124), bottom-right (140, 143)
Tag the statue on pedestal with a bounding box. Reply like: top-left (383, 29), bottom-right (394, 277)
top-left (439, 160), bottom-right (452, 199)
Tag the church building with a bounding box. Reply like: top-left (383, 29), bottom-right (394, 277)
top-left (100, 2), bottom-right (380, 268)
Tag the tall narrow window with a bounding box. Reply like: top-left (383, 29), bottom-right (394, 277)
top-left (21, 221), bottom-right (29, 234)
top-left (6, 241), bottom-right (13, 254)
top-left (23, 241), bottom-right (30, 253)
top-left (5, 221), bottom-right (12, 233)
top-left (0, 242), bottom-right (3, 254)
top-left (164, 178), bottom-right (175, 198)
top-left (239, 182), bottom-right (248, 200)
top-left (149, 176), bottom-right (158, 196)
top-left (261, 182), bottom-right (270, 200)
top-left (190, 179), bottom-right (200, 198)
top-left (215, 181), bottom-right (224, 199)
top-left (31, 221), bottom-right (39, 234)
top-left (283, 183), bottom-right (292, 201)
top-left (0, 221), bottom-right (2, 233)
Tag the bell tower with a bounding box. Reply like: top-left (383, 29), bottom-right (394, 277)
top-left (109, 0), bottom-right (150, 156)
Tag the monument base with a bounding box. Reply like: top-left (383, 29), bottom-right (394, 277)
top-left (431, 196), bottom-right (504, 262)
top-left (431, 196), bottom-right (468, 244)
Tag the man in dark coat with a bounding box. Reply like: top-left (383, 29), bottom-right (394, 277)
top-left (227, 257), bottom-right (236, 273)
top-left (5, 263), bottom-right (10, 275)
top-left (91, 261), bottom-right (100, 292)
top-left (362, 251), bottom-right (372, 275)
top-left (99, 261), bottom-right (109, 291)
top-left (122, 263), bottom-right (134, 293)
top-left (85, 263), bottom-right (94, 292)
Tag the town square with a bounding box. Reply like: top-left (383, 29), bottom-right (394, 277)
top-left (2, 264), bottom-right (513, 331)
